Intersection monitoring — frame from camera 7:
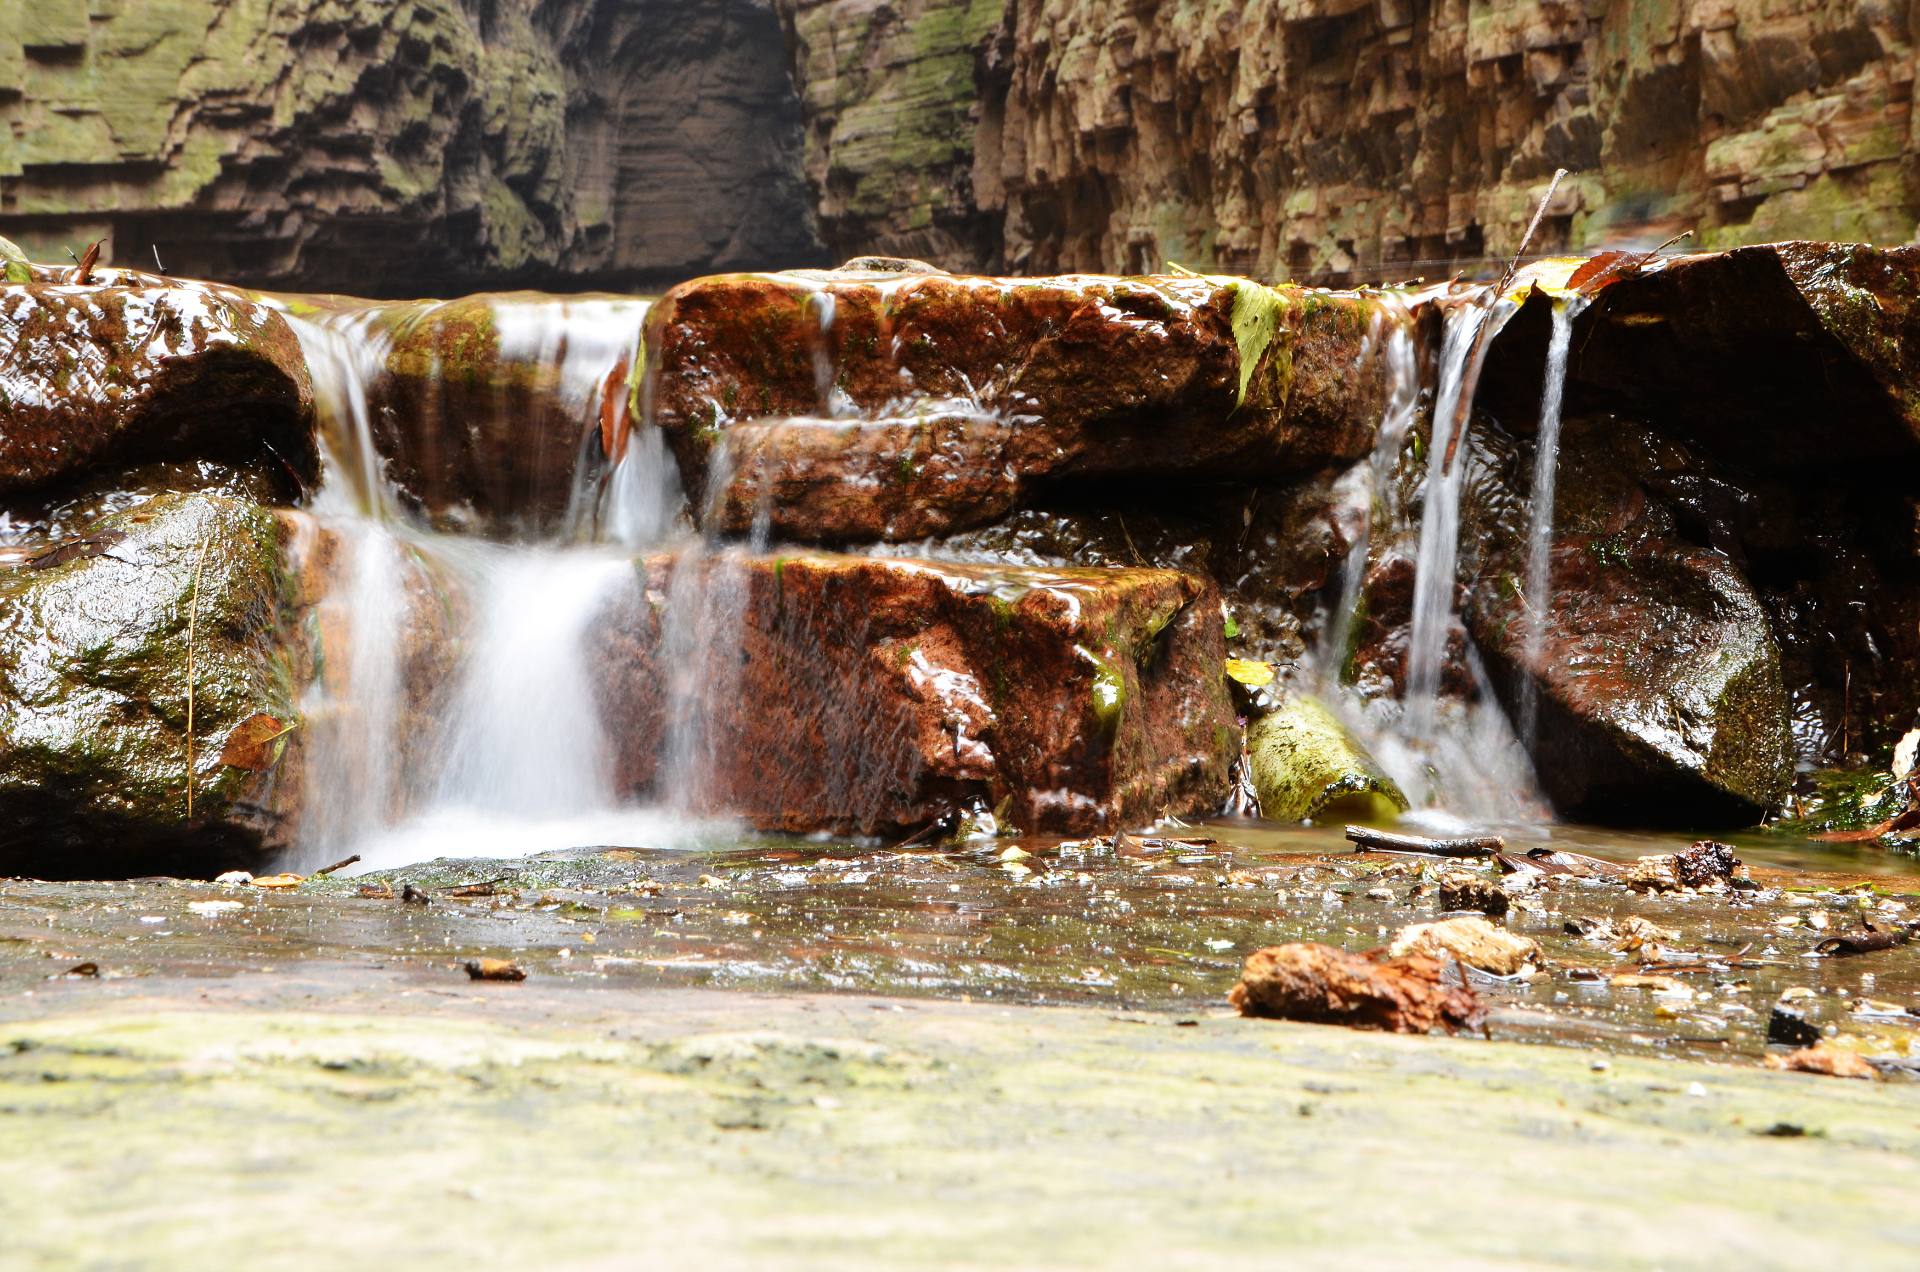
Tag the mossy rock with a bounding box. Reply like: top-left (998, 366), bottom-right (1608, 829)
top-left (0, 492), bottom-right (310, 876)
top-left (1247, 694), bottom-right (1406, 822)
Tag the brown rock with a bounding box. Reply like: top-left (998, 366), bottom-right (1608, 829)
top-left (643, 270), bottom-right (1395, 541)
top-left (0, 276), bottom-right (316, 495)
top-left (1765, 1044), bottom-right (1877, 1080)
top-left (1387, 917), bottom-right (1542, 976)
top-left (593, 549), bottom-right (1233, 835)
top-left (1228, 942), bottom-right (1483, 1034)
top-left (352, 293), bottom-right (652, 536)
top-left (1438, 872), bottom-right (1511, 919)
top-left (1626, 841), bottom-right (1743, 893)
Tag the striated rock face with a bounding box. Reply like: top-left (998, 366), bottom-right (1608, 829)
top-left (0, 0), bottom-right (824, 293)
top-left (592, 549), bottom-right (1233, 834)
top-left (774, 0), bottom-right (1920, 279)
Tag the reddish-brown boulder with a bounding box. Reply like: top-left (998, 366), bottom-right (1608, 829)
top-left (642, 265), bottom-right (1402, 541)
top-left (0, 274), bottom-right (316, 495)
top-left (592, 549), bottom-right (1233, 834)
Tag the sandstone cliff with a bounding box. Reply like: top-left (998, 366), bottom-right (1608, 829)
top-left (780, 0), bottom-right (1920, 279)
top-left (0, 0), bottom-right (824, 292)
top-left (2, 0), bottom-right (1916, 287)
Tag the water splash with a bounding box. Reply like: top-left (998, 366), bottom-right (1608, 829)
top-left (1518, 297), bottom-right (1583, 743)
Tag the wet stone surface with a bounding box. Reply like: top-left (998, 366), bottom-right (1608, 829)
top-left (4, 822), bottom-right (1915, 1076)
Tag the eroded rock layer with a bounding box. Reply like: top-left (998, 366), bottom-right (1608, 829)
top-left (775, 0), bottom-right (1920, 279)
top-left (0, 0), bottom-right (824, 292)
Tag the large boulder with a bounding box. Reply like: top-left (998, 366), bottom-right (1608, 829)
top-left (641, 265), bottom-right (1401, 541)
top-left (1464, 416), bottom-right (1793, 824)
top-left (593, 550), bottom-right (1234, 834)
top-left (1553, 242), bottom-right (1920, 466)
top-left (0, 274), bottom-right (316, 494)
top-left (0, 493), bottom-right (317, 876)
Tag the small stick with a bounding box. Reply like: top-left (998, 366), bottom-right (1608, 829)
top-left (312, 854), bottom-right (361, 877)
top-left (152, 244), bottom-right (168, 276)
top-left (1441, 168), bottom-right (1568, 474)
top-left (1345, 825), bottom-right (1504, 858)
top-left (184, 535), bottom-right (211, 819)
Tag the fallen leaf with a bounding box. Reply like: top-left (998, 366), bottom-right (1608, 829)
top-left (1224, 658), bottom-right (1276, 687)
top-left (1766, 1044), bottom-right (1875, 1080)
top-left (218, 713), bottom-right (289, 771)
top-left (250, 873), bottom-right (303, 889)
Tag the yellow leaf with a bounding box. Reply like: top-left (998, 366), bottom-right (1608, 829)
top-left (250, 873), bottom-right (304, 889)
top-left (1224, 658), bottom-right (1275, 687)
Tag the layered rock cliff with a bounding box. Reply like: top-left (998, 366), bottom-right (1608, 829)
top-left (779, 0), bottom-right (1920, 278)
top-left (5, 0), bottom-right (1915, 287)
top-left (0, 0), bottom-right (824, 293)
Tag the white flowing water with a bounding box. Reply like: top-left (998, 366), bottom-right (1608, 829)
top-left (279, 299), bottom-right (717, 874)
top-left (1518, 298), bottom-right (1582, 745)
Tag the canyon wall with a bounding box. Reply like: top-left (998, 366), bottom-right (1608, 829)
top-left (0, 0), bottom-right (824, 293)
top-left (778, 0), bottom-right (1920, 279)
top-left (1, 0), bottom-right (1916, 287)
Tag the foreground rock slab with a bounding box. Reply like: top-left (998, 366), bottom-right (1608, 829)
top-left (4, 978), bottom-right (1915, 1268)
top-left (596, 550), bottom-right (1233, 834)
top-left (0, 274), bottom-right (316, 494)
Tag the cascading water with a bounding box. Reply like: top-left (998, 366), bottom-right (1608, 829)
top-left (1517, 297), bottom-right (1583, 745)
top-left (278, 297), bottom-right (707, 874)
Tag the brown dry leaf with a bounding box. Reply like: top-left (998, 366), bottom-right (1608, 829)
top-left (1565, 249), bottom-right (1635, 292)
top-left (219, 713), bottom-right (288, 771)
top-left (464, 958), bottom-right (527, 983)
top-left (1610, 973), bottom-right (1689, 993)
top-left (250, 873), bottom-right (304, 889)
top-left (1766, 1044), bottom-right (1876, 1080)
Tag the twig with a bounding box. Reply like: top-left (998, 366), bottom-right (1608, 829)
top-left (1345, 825), bottom-right (1504, 858)
top-left (312, 854), bottom-right (361, 877)
top-left (1440, 168), bottom-right (1568, 474)
top-left (184, 535), bottom-right (211, 819)
top-left (152, 244), bottom-right (168, 276)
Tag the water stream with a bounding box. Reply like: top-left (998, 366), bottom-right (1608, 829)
top-left (1518, 297), bottom-right (1582, 745)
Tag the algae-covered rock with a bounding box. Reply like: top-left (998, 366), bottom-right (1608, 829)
top-left (0, 493), bottom-right (311, 876)
top-left (0, 276), bottom-right (316, 495)
top-left (1246, 695), bottom-right (1406, 822)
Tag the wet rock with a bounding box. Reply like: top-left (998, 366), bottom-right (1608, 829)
top-left (1768, 1005), bottom-right (1821, 1049)
top-left (1439, 872), bottom-right (1510, 919)
top-left (644, 270), bottom-right (1397, 540)
top-left (1568, 243), bottom-right (1920, 466)
top-left (352, 294), bottom-right (652, 535)
top-left (0, 493), bottom-right (315, 876)
top-left (0, 274), bottom-right (316, 495)
top-left (1626, 842), bottom-right (1744, 894)
top-left (1466, 417), bottom-right (1792, 826)
top-left (1246, 695), bottom-right (1406, 823)
top-left (1387, 917), bottom-right (1542, 977)
top-left (1765, 1044), bottom-right (1877, 1080)
top-left (593, 551), bottom-right (1233, 835)
top-left (1229, 942), bottom-right (1483, 1034)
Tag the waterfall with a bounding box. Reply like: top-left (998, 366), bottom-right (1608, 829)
top-left (278, 296), bottom-right (709, 874)
top-left (1518, 298), bottom-right (1581, 744)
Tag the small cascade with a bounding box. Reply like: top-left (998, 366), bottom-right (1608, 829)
top-left (1517, 298), bottom-right (1582, 743)
top-left (284, 308), bottom-right (400, 523)
top-left (295, 519), bottom-right (417, 856)
top-left (1404, 297), bottom-right (1513, 730)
